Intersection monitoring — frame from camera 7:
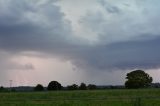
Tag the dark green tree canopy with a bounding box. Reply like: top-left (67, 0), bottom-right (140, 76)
top-left (34, 84), bottom-right (44, 91)
top-left (79, 83), bottom-right (87, 90)
top-left (0, 86), bottom-right (4, 91)
top-left (67, 84), bottom-right (78, 90)
top-left (87, 84), bottom-right (97, 90)
top-left (125, 70), bottom-right (153, 89)
top-left (0, 86), bottom-right (4, 90)
top-left (47, 81), bottom-right (62, 90)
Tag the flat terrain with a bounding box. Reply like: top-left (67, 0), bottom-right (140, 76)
top-left (0, 89), bottom-right (160, 106)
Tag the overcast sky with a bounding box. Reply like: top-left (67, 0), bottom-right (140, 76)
top-left (0, 0), bottom-right (160, 87)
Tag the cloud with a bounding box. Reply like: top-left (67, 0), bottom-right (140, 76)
top-left (80, 0), bottom-right (160, 44)
top-left (0, 51), bottom-right (34, 71)
top-left (72, 37), bottom-right (160, 71)
top-left (58, 0), bottom-right (160, 71)
top-left (0, 0), bottom-right (74, 53)
top-left (0, 0), bottom-right (160, 75)
top-left (99, 0), bottom-right (121, 14)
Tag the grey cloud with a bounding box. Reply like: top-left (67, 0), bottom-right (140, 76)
top-left (11, 63), bottom-right (34, 70)
top-left (0, 0), bottom-right (73, 53)
top-left (0, 0), bottom-right (160, 73)
top-left (3, 62), bottom-right (34, 71)
top-left (68, 36), bottom-right (160, 71)
top-left (99, 0), bottom-right (121, 14)
top-left (0, 51), bottom-right (34, 71)
top-left (81, 0), bottom-right (160, 45)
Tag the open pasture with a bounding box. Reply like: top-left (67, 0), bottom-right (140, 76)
top-left (0, 89), bottom-right (160, 106)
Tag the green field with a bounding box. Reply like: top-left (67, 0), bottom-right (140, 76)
top-left (0, 89), bottom-right (160, 106)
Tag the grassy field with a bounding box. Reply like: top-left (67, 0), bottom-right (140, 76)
top-left (0, 89), bottom-right (160, 106)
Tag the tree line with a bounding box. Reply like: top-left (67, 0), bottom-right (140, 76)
top-left (0, 70), bottom-right (155, 92)
top-left (34, 81), bottom-right (97, 91)
top-left (34, 69), bottom-right (153, 91)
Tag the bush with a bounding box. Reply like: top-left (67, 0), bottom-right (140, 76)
top-left (47, 81), bottom-right (62, 91)
top-left (79, 83), bottom-right (87, 90)
top-left (88, 84), bottom-right (97, 90)
top-left (67, 84), bottom-right (78, 90)
top-left (34, 84), bottom-right (44, 91)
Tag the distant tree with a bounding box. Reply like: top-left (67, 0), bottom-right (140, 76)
top-left (0, 86), bottom-right (4, 90)
top-left (79, 83), bottom-right (87, 90)
top-left (0, 86), bottom-right (8, 92)
top-left (87, 84), bottom-right (97, 90)
top-left (125, 70), bottom-right (153, 89)
top-left (0, 86), bottom-right (4, 92)
top-left (34, 84), bottom-right (44, 91)
top-left (47, 81), bottom-right (62, 91)
top-left (67, 84), bottom-right (78, 90)
top-left (151, 83), bottom-right (160, 88)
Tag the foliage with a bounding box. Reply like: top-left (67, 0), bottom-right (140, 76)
top-left (34, 84), bottom-right (44, 91)
top-left (125, 70), bottom-right (153, 89)
top-left (79, 83), bottom-right (87, 90)
top-left (0, 86), bottom-right (9, 92)
top-left (0, 86), bottom-right (4, 90)
top-left (87, 84), bottom-right (97, 90)
top-left (0, 86), bottom-right (5, 92)
top-left (47, 81), bottom-right (62, 91)
top-left (67, 84), bottom-right (78, 90)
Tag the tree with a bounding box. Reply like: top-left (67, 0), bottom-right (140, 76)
top-left (125, 70), bottom-right (153, 89)
top-left (0, 86), bottom-right (4, 92)
top-left (87, 84), bottom-right (97, 90)
top-left (0, 86), bottom-right (4, 90)
top-left (34, 84), bottom-right (44, 91)
top-left (47, 81), bottom-right (62, 91)
top-left (67, 84), bottom-right (78, 90)
top-left (79, 83), bottom-right (87, 90)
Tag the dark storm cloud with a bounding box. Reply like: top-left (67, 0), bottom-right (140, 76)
top-left (0, 0), bottom-right (160, 72)
top-left (0, 0), bottom-right (72, 52)
top-left (72, 36), bottom-right (160, 71)
top-left (0, 0), bottom-right (73, 71)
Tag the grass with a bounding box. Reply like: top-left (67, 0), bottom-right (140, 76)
top-left (0, 89), bottom-right (160, 106)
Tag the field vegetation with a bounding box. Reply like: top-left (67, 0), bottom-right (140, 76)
top-left (0, 89), bottom-right (160, 106)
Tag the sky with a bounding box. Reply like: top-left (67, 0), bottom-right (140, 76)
top-left (0, 0), bottom-right (160, 87)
